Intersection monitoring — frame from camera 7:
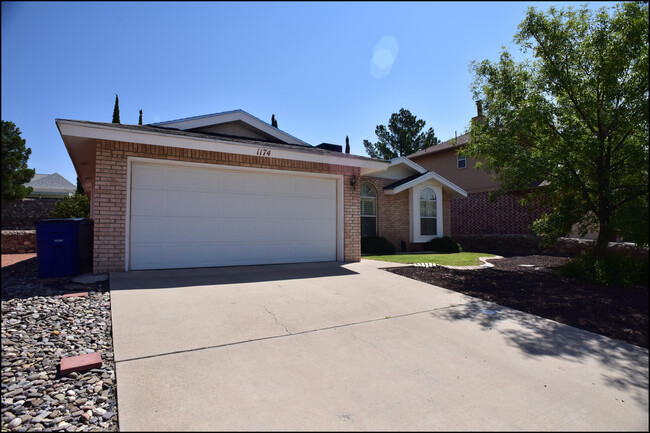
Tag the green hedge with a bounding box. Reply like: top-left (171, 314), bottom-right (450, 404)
top-left (361, 235), bottom-right (395, 255)
top-left (49, 192), bottom-right (90, 219)
top-left (424, 236), bottom-right (462, 253)
top-left (558, 249), bottom-right (649, 288)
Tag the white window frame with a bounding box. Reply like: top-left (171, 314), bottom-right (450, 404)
top-left (360, 182), bottom-right (377, 237)
top-left (409, 182), bottom-right (443, 243)
top-left (419, 187), bottom-right (437, 236)
top-left (457, 152), bottom-right (467, 169)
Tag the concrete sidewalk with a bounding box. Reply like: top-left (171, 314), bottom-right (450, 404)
top-left (110, 260), bottom-right (649, 431)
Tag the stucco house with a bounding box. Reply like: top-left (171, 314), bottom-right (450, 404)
top-left (57, 109), bottom-right (466, 273)
top-left (407, 102), bottom-right (548, 236)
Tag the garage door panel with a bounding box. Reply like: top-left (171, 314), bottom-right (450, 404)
top-left (220, 193), bottom-right (251, 218)
top-left (132, 164), bottom-right (166, 188)
top-left (131, 189), bottom-right (167, 217)
top-left (131, 217), bottom-right (166, 243)
top-left (130, 163), bottom-right (337, 270)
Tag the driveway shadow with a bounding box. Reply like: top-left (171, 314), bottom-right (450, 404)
top-left (432, 300), bottom-right (649, 407)
top-left (110, 261), bottom-right (358, 290)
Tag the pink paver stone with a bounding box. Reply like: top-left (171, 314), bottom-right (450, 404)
top-left (60, 352), bottom-right (103, 375)
top-left (61, 292), bottom-right (88, 298)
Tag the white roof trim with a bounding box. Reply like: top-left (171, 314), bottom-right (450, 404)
top-left (56, 120), bottom-right (389, 172)
top-left (150, 109), bottom-right (310, 146)
top-left (386, 171), bottom-right (467, 197)
top-left (388, 157), bottom-right (427, 174)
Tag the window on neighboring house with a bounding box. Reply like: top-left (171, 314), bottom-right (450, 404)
top-left (360, 182), bottom-right (377, 237)
top-left (419, 187), bottom-right (437, 236)
top-left (457, 152), bottom-right (467, 169)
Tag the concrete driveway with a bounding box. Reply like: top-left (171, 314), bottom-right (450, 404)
top-left (110, 260), bottom-right (649, 431)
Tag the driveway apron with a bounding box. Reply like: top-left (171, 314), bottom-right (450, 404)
top-left (109, 260), bottom-right (649, 431)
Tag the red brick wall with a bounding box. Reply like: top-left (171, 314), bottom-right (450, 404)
top-left (93, 140), bottom-right (360, 273)
top-left (360, 177), bottom-right (453, 251)
top-left (450, 191), bottom-right (547, 235)
top-left (360, 177), bottom-right (410, 250)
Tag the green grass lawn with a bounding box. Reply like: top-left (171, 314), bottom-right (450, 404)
top-left (363, 252), bottom-right (495, 266)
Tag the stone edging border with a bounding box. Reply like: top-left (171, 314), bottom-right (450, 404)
top-left (413, 255), bottom-right (504, 270)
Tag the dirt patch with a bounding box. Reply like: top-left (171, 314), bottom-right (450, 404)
top-left (388, 255), bottom-right (648, 349)
top-left (2, 253), bottom-right (37, 268)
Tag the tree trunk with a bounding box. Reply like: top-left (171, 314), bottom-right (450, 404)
top-left (595, 220), bottom-right (613, 259)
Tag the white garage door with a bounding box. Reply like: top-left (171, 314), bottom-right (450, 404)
top-left (129, 162), bottom-right (338, 270)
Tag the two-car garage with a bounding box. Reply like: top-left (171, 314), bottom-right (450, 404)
top-left (128, 160), bottom-right (340, 270)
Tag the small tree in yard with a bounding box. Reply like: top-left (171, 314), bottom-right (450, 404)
top-left (466, 2), bottom-right (649, 259)
top-left (138, 109), bottom-right (143, 125)
top-left (345, 136), bottom-right (350, 154)
top-left (49, 192), bottom-right (90, 219)
top-left (1, 120), bottom-right (35, 200)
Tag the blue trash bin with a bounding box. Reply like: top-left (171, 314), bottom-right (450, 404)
top-left (36, 218), bottom-right (88, 278)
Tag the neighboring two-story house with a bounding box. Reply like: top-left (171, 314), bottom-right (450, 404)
top-left (407, 102), bottom-right (548, 236)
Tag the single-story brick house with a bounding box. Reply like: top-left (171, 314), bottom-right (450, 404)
top-left (57, 110), bottom-right (466, 273)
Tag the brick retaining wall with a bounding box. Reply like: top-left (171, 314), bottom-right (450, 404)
top-left (453, 234), bottom-right (648, 259)
top-left (1, 198), bottom-right (62, 230)
top-left (450, 191), bottom-right (548, 235)
top-left (1, 230), bottom-right (37, 254)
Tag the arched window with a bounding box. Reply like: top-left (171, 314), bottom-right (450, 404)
top-left (420, 187), bottom-right (437, 236)
top-left (360, 183), bottom-right (377, 237)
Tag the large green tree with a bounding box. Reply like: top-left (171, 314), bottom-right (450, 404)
top-left (1, 120), bottom-right (35, 200)
top-left (363, 108), bottom-right (440, 159)
top-left (466, 2), bottom-right (649, 256)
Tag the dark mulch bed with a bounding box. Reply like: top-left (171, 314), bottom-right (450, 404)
top-left (388, 255), bottom-right (648, 349)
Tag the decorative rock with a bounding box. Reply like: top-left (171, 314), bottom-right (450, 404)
top-left (1, 262), bottom-right (118, 432)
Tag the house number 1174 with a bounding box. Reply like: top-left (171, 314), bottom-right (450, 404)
top-left (256, 148), bottom-right (271, 157)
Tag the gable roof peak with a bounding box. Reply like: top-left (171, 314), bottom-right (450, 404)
top-left (149, 109), bottom-right (310, 147)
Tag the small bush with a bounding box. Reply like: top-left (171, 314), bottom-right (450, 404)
top-left (424, 236), bottom-right (462, 253)
top-left (361, 235), bottom-right (395, 255)
top-left (49, 192), bottom-right (90, 219)
top-left (558, 249), bottom-right (649, 288)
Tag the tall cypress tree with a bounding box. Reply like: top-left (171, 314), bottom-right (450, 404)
top-left (271, 114), bottom-right (278, 128)
top-left (112, 94), bottom-right (120, 124)
top-left (138, 109), bottom-right (143, 125)
top-left (76, 177), bottom-right (85, 195)
top-left (345, 136), bottom-right (350, 154)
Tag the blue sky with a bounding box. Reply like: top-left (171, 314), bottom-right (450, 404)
top-left (2, 1), bottom-right (618, 185)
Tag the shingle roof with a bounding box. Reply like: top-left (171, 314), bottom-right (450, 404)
top-left (57, 120), bottom-right (381, 163)
top-left (408, 132), bottom-right (470, 158)
top-left (25, 173), bottom-right (75, 191)
top-left (382, 173), bottom-right (424, 190)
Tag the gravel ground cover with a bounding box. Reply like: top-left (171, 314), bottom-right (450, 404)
top-left (388, 255), bottom-right (649, 349)
top-left (1, 256), bottom-right (118, 432)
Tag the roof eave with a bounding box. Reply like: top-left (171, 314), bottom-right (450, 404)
top-left (384, 171), bottom-right (467, 198)
top-left (56, 119), bottom-right (389, 175)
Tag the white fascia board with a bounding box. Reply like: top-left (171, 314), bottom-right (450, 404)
top-left (389, 157), bottom-right (427, 174)
top-left (386, 171), bottom-right (468, 197)
top-left (56, 120), bottom-right (388, 172)
top-left (151, 109), bottom-right (310, 146)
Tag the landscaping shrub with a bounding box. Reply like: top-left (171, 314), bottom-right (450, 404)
top-left (361, 235), bottom-right (395, 255)
top-left (424, 236), bottom-right (462, 253)
top-left (558, 249), bottom-right (649, 288)
top-left (49, 192), bottom-right (90, 219)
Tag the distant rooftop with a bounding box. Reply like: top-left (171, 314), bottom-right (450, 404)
top-left (25, 172), bottom-right (76, 198)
